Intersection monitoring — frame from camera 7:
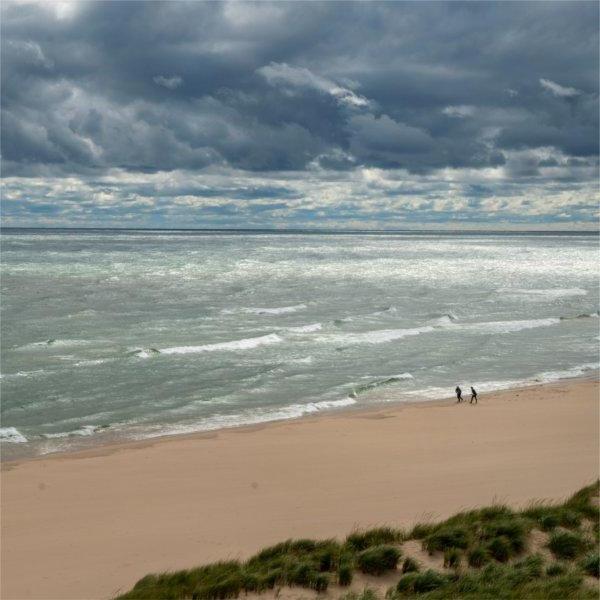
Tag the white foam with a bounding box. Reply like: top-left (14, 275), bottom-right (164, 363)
top-left (405, 362), bottom-right (599, 401)
top-left (287, 356), bottom-right (314, 364)
top-left (431, 315), bottom-right (456, 326)
top-left (17, 339), bottom-right (92, 350)
top-left (393, 372), bottom-right (414, 380)
top-left (452, 317), bottom-right (561, 335)
top-left (500, 288), bottom-right (588, 300)
top-left (137, 396), bottom-right (357, 439)
top-left (161, 333), bottom-right (283, 355)
top-left (42, 425), bottom-right (103, 439)
top-left (321, 325), bottom-right (435, 345)
top-left (130, 348), bottom-right (160, 359)
top-left (73, 359), bottom-right (110, 367)
top-left (0, 427), bottom-right (28, 443)
top-left (0, 369), bottom-right (48, 379)
top-left (286, 323), bottom-right (322, 333)
top-left (535, 363), bottom-right (599, 383)
top-left (224, 304), bottom-right (307, 316)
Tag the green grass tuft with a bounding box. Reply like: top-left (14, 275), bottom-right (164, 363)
top-left (481, 517), bottom-right (528, 554)
top-left (579, 552), bottom-right (600, 578)
top-left (401, 556), bottom-right (420, 573)
top-left (442, 547), bottom-right (461, 569)
top-left (356, 545), bottom-right (401, 575)
top-left (393, 570), bottom-right (451, 596)
top-left (546, 562), bottom-right (568, 577)
top-left (548, 530), bottom-right (589, 560)
top-left (341, 588), bottom-right (379, 600)
top-left (338, 559), bottom-right (354, 586)
top-left (486, 536), bottom-right (512, 562)
top-left (466, 545), bottom-right (490, 568)
top-left (408, 523), bottom-right (438, 540)
top-left (345, 527), bottom-right (403, 551)
top-left (422, 526), bottom-right (470, 554)
top-left (311, 572), bottom-right (329, 592)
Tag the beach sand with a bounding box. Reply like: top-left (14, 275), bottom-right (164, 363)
top-left (1, 378), bottom-right (598, 600)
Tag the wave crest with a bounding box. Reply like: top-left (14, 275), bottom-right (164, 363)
top-left (160, 333), bottom-right (283, 355)
top-left (350, 373), bottom-right (414, 398)
top-left (0, 427), bottom-right (28, 443)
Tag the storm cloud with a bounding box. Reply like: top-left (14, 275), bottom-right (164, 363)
top-left (1, 0), bottom-right (598, 228)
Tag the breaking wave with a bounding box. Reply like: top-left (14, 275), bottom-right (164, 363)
top-left (160, 333), bottom-right (283, 355)
top-left (350, 373), bottom-right (414, 398)
top-left (500, 287), bottom-right (588, 300)
top-left (16, 339), bottom-right (92, 350)
top-left (451, 317), bottom-right (561, 334)
top-left (319, 326), bottom-right (435, 345)
top-left (284, 323), bottom-right (322, 333)
top-left (136, 396), bottom-right (357, 439)
top-left (41, 424), bottom-right (110, 439)
top-left (0, 427), bottom-right (28, 443)
top-left (223, 304), bottom-right (307, 316)
top-left (404, 362), bottom-right (599, 400)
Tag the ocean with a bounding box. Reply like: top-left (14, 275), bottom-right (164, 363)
top-left (1, 229), bottom-right (598, 459)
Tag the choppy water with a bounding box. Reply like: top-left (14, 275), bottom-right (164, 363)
top-left (1, 229), bottom-right (598, 458)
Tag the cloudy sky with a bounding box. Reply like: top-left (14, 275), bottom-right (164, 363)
top-left (1, 1), bottom-right (598, 229)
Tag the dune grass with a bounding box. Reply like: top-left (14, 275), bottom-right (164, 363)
top-left (115, 481), bottom-right (599, 600)
top-left (356, 546), bottom-right (401, 575)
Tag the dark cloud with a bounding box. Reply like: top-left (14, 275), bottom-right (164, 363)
top-left (3, 0), bottom-right (598, 176)
top-left (1, 1), bottom-right (598, 227)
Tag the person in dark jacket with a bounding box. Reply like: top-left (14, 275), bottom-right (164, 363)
top-left (470, 386), bottom-right (478, 404)
top-left (455, 386), bottom-right (463, 403)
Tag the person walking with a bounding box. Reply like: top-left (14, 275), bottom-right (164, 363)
top-left (455, 386), bottom-right (463, 403)
top-left (470, 386), bottom-right (478, 404)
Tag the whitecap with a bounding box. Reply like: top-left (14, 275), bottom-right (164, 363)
top-left (223, 304), bottom-right (307, 316)
top-left (73, 359), bottom-right (110, 367)
top-left (453, 317), bottom-right (561, 334)
top-left (319, 326), bottom-right (434, 345)
top-left (0, 369), bottom-right (48, 379)
top-left (16, 339), bottom-right (92, 350)
top-left (160, 333), bottom-right (283, 355)
top-left (287, 356), bottom-right (314, 364)
top-left (0, 427), bottom-right (28, 443)
top-left (129, 348), bottom-right (160, 359)
top-left (500, 288), bottom-right (588, 300)
top-left (41, 424), bottom-right (109, 439)
top-left (285, 323), bottom-right (322, 333)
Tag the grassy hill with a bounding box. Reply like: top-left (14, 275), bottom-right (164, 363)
top-left (116, 482), bottom-right (599, 599)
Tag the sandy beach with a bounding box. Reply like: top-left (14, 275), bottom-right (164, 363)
top-left (1, 378), bottom-right (598, 600)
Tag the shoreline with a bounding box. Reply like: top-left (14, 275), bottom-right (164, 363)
top-left (2, 372), bottom-right (598, 466)
top-left (2, 377), bottom-right (598, 599)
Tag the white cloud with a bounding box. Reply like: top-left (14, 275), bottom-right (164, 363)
top-left (539, 78), bottom-right (581, 98)
top-left (153, 75), bottom-right (183, 90)
top-left (442, 105), bottom-right (475, 118)
top-left (257, 62), bottom-right (369, 108)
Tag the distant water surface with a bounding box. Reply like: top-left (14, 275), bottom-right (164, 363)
top-left (1, 229), bottom-right (598, 458)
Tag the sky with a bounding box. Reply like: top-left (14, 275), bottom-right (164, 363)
top-left (1, 0), bottom-right (599, 230)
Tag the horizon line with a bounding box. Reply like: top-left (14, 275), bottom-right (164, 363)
top-left (1, 226), bottom-right (599, 234)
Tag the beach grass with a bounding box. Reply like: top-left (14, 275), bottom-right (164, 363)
top-left (115, 481), bottom-right (599, 600)
top-left (400, 556), bottom-right (420, 573)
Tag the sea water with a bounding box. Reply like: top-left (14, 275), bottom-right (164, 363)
top-left (1, 229), bottom-right (598, 458)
